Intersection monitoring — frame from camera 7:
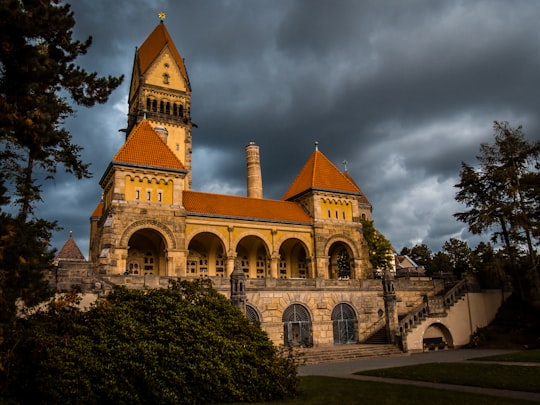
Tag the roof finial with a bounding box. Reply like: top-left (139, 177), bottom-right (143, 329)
top-left (158, 11), bottom-right (166, 22)
top-left (342, 159), bottom-right (348, 172)
top-left (314, 141), bottom-right (319, 151)
top-left (69, 230), bottom-right (73, 238)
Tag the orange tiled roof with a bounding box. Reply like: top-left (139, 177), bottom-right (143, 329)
top-left (183, 191), bottom-right (313, 224)
top-left (113, 120), bottom-right (186, 171)
top-left (55, 235), bottom-right (86, 262)
top-left (138, 22), bottom-right (189, 83)
top-left (91, 201), bottom-right (103, 218)
top-left (282, 149), bottom-right (362, 200)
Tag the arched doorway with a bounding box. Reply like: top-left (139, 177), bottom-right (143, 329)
top-left (283, 304), bottom-right (312, 347)
top-left (328, 242), bottom-right (353, 279)
top-left (279, 238), bottom-right (309, 278)
top-left (423, 323), bottom-right (453, 350)
top-left (332, 303), bottom-right (357, 344)
top-left (187, 232), bottom-right (226, 277)
top-left (236, 235), bottom-right (269, 278)
top-left (127, 229), bottom-right (167, 275)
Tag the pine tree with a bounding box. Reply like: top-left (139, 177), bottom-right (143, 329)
top-left (455, 121), bottom-right (540, 303)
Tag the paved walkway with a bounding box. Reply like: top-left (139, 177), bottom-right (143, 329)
top-left (298, 349), bottom-right (540, 402)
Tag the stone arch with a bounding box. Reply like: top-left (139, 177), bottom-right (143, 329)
top-left (120, 220), bottom-right (176, 250)
top-left (422, 321), bottom-right (453, 350)
top-left (325, 236), bottom-right (358, 279)
top-left (282, 303), bottom-right (312, 347)
top-left (186, 231), bottom-right (227, 277)
top-left (331, 303), bottom-right (358, 344)
top-left (277, 237), bottom-right (311, 279)
top-left (234, 233), bottom-right (271, 279)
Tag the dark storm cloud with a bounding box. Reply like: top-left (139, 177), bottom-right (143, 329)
top-left (39, 0), bottom-right (540, 257)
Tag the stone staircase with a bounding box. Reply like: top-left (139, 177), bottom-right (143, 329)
top-left (293, 343), bottom-right (405, 365)
top-left (398, 279), bottom-right (468, 338)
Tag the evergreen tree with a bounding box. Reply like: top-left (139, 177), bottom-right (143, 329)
top-left (0, 0), bottom-right (123, 391)
top-left (442, 238), bottom-right (474, 277)
top-left (455, 121), bottom-right (540, 302)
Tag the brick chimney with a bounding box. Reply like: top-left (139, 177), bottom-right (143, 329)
top-left (245, 142), bottom-right (263, 198)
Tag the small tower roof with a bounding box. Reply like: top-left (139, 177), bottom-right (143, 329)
top-left (282, 147), bottom-right (362, 200)
top-left (137, 21), bottom-right (189, 85)
top-left (55, 233), bottom-right (86, 262)
top-left (112, 120), bottom-right (186, 172)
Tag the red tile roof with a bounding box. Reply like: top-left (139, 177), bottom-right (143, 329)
top-left (55, 235), bottom-right (86, 262)
top-left (282, 149), bottom-right (362, 200)
top-left (113, 120), bottom-right (185, 171)
top-left (138, 22), bottom-right (189, 84)
top-left (184, 191), bottom-right (313, 224)
top-left (91, 202), bottom-right (103, 218)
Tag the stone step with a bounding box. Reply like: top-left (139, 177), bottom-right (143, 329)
top-left (293, 344), bottom-right (405, 365)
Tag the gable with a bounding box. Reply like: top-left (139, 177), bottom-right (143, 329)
top-left (113, 120), bottom-right (186, 172)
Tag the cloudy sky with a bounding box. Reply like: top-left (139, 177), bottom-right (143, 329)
top-left (36, 0), bottom-right (540, 258)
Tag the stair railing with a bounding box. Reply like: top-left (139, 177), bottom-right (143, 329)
top-left (398, 300), bottom-right (429, 337)
top-left (442, 278), bottom-right (468, 308)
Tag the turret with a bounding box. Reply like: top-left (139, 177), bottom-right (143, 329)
top-left (245, 142), bottom-right (263, 198)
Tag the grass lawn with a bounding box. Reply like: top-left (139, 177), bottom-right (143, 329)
top-left (469, 349), bottom-right (540, 363)
top-left (226, 376), bottom-right (533, 404)
top-left (356, 362), bottom-right (540, 393)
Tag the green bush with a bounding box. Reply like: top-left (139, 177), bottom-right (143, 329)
top-left (7, 279), bottom-right (298, 404)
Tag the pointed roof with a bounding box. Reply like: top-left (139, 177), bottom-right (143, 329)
top-left (138, 22), bottom-right (189, 84)
top-left (91, 201), bottom-right (103, 218)
top-left (282, 149), bottom-right (362, 200)
top-left (113, 120), bottom-right (186, 172)
top-left (55, 234), bottom-right (86, 262)
top-left (183, 191), bottom-right (312, 224)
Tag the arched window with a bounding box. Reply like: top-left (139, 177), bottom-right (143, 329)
top-left (246, 305), bottom-right (260, 324)
top-left (165, 102), bottom-right (170, 114)
top-left (146, 98), bottom-right (151, 111)
top-left (152, 99), bottom-right (157, 112)
top-left (159, 101), bottom-right (165, 113)
top-left (163, 73), bottom-right (170, 84)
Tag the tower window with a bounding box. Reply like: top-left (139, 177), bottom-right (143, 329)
top-left (165, 102), bottom-right (170, 114)
top-left (163, 73), bottom-right (169, 84)
top-left (159, 101), bottom-right (164, 113)
top-left (146, 98), bottom-right (151, 111)
top-left (157, 191), bottom-right (162, 202)
top-left (152, 99), bottom-right (157, 112)
top-left (146, 191), bottom-right (151, 201)
top-left (135, 189), bottom-right (140, 200)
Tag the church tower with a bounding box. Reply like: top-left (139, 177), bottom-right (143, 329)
top-left (126, 16), bottom-right (193, 190)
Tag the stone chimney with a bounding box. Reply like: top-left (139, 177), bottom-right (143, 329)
top-left (245, 142), bottom-right (263, 198)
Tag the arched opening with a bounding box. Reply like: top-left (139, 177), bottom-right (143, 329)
top-left (331, 303), bottom-right (357, 344)
top-left (236, 235), bottom-right (269, 278)
top-left (423, 323), bottom-right (453, 351)
top-left (279, 238), bottom-right (309, 279)
top-left (246, 305), bottom-right (260, 325)
top-left (127, 228), bottom-right (167, 276)
top-left (283, 304), bottom-right (312, 347)
top-left (187, 232), bottom-right (226, 277)
top-left (328, 242), bottom-right (353, 279)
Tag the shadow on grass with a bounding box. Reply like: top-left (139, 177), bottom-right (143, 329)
top-left (225, 375), bottom-right (532, 404)
top-left (357, 362), bottom-right (539, 393)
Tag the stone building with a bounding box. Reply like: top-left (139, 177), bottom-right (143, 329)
top-left (70, 18), bottom-right (505, 350)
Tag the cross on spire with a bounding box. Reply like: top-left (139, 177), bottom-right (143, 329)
top-left (158, 11), bottom-right (166, 21)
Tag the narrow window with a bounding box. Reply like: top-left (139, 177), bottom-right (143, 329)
top-left (328, 209), bottom-right (331, 218)
top-left (146, 98), bottom-right (151, 111)
top-left (135, 190), bottom-right (140, 200)
top-left (173, 103), bottom-right (177, 116)
top-left (159, 101), bottom-right (164, 113)
top-left (146, 191), bottom-right (151, 201)
top-left (158, 191), bottom-right (162, 202)
top-left (163, 73), bottom-right (169, 84)
top-left (165, 102), bottom-right (170, 114)
top-left (152, 99), bottom-right (157, 112)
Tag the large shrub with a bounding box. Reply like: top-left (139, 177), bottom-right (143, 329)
top-left (7, 279), bottom-right (298, 404)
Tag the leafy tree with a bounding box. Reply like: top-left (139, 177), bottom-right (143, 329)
top-left (401, 243), bottom-right (433, 274)
top-left (474, 242), bottom-right (506, 289)
top-left (442, 238), bottom-right (474, 277)
top-left (6, 280), bottom-right (298, 404)
top-left (360, 219), bottom-right (394, 276)
top-left (431, 251), bottom-right (453, 277)
top-left (454, 121), bottom-right (540, 302)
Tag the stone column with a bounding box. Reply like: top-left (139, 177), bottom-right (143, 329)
top-left (383, 270), bottom-right (400, 346)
